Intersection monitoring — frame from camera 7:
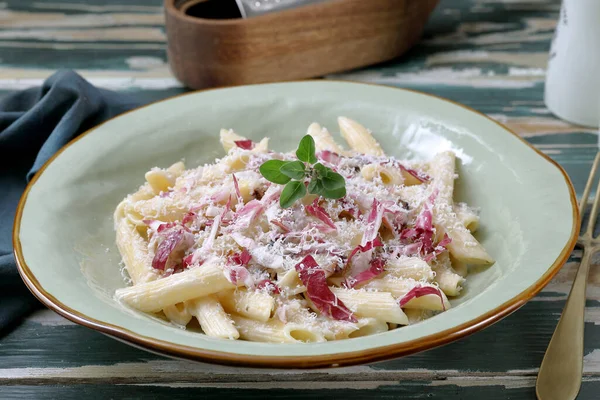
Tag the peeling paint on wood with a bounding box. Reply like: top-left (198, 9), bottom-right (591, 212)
top-left (0, 11), bottom-right (164, 28)
top-left (0, 27), bottom-right (166, 41)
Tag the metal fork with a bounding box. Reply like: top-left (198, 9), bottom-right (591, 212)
top-left (536, 152), bottom-right (600, 400)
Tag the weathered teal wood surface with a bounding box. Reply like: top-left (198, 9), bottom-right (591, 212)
top-left (4, 381), bottom-right (600, 400)
top-left (1, 0), bottom-right (598, 399)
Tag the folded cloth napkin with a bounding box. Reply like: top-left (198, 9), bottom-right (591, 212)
top-left (0, 70), bottom-right (147, 335)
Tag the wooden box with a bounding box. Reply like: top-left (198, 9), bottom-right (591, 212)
top-left (165, 0), bottom-right (439, 89)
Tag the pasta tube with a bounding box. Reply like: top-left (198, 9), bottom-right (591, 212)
top-left (338, 116), bottom-right (385, 156)
top-left (187, 295), bottom-right (239, 340)
top-left (330, 287), bottom-right (408, 325)
top-left (217, 288), bottom-right (275, 323)
top-left (307, 122), bottom-right (344, 154)
top-left (115, 260), bottom-right (239, 313)
top-left (163, 303), bottom-right (192, 326)
top-left (231, 315), bottom-right (297, 343)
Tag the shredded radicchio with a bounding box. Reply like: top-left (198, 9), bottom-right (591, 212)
top-left (256, 279), bottom-right (281, 294)
top-left (229, 249), bottom-right (252, 266)
top-left (226, 265), bottom-right (252, 286)
top-left (305, 200), bottom-right (336, 232)
top-left (271, 219), bottom-right (291, 233)
top-left (232, 173), bottom-right (243, 205)
top-left (399, 191), bottom-right (450, 260)
top-left (295, 255), bottom-right (357, 322)
top-left (345, 258), bottom-right (385, 288)
top-left (182, 212), bottom-right (196, 225)
top-left (423, 233), bottom-right (452, 262)
top-left (387, 160), bottom-right (430, 183)
top-left (211, 187), bottom-right (232, 203)
top-left (338, 198), bottom-right (361, 220)
top-left (317, 150), bottom-right (342, 166)
top-left (151, 225), bottom-right (194, 271)
top-left (234, 199), bottom-right (264, 225)
top-left (345, 238), bottom-right (383, 268)
top-left (344, 237), bottom-right (384, 280)
top-left (399, 286), bottom-right (446, 311)
top-left (223, 249), bottom-right (253, 286)
top-left (143, 220), bottom-right (187, 234)
top-left (143, 219), bottom-right (163, 232)
top-left (234, 139), bottom-right (255, 150)
top-left (363, 199), bottom-right (384, 244)
top-left (182, 254), bottom-right (194, 268)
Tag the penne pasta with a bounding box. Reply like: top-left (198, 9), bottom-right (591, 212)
top-left (235, 178), bottom-right (259, 204)
top-left (128, 196), bottom-right (188, 224)
top-left (428, 151), bottom-right (494, 266)
top-left (338, 116), bottom-right (385, 156)
top-left (187, 295), bottom-right (239, 340)
top-left (362, 276), bottom-right (450, 311)
top-left (404, 308), bottom-right (434, 324)
top-left (231, 314), bottom-right (297, 343)
top-left (403, 290), bottom-right (451, 311)
top-left (307, 122), bottom-right (344, 154)
top-left (114, 118), bottom-right (493, 342)
top-left (454, 202), bottom-right (480, 232)
top-left (283, 323), bottom-right (326, 343)
top-left (439, 221), bottom-right (494, 265)
top-left (348, 318), bottom-right (390, 338)
top-left (361, 163), bottom-right (404, 186)
top-left (145, 169), bottom-right (176, 195)
top-left (219, 128), bottom-right (270, 154)
top-left (432, 253), bottom-right (465, 296)
top-left (450, 254), bottom-right (468, 277)
top-left (115, 219), bottom-right (157, 284)
top-left (144, 161), bottom-right (186, 195)
top-left (429, 151), bottom-right (456, 204)
top-left (115, 260), bottom-right (239, 313)
top-left (220, 128), bottom-right (246, 152)
top-left (330, 287), bottom-right (409, 325)
top-left (220, 153), bottom-right (251, 172)
top-left (385, 256), bottom-right (435, 282)
top-left (217, 288), bottom-right (274, 323)
top-left (277, 269), bottom-right (306, 295)
top-left (163, 303), bottom-right (192, 326)
top-left (320, 320), bottom-right (361, 340)
top-left (167, 161), bottom-right (186, 176)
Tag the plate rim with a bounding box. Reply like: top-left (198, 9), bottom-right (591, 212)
top-left (13, 80), bottom-right (579, 369)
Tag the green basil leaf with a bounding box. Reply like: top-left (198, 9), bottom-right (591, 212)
top-left (296, 135), bottom-right (317, 164)
top-left (321, 171), bottom-right (345, 190)
top-left (322, 186), bottom-right (346, 199)
top-left (259, 160), bottom-right (291, 184)
top-left (280, 180), bottom-right (307, 208)
top-left (279, 160), bottom-right (306, 180)
top-left (313, 162), bottom-right (328, 176)
top-left (307, 179), bottom-right (324, 195)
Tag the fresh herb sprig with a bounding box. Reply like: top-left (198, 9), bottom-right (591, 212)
top-left (259, 135), bottom-right (346, 208)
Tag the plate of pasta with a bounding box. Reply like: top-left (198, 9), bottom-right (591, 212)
top-left (14, 81), bottom-right (578, 368)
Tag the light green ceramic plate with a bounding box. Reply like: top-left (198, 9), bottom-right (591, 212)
top-left (14, 81), bottom-right (578, 368)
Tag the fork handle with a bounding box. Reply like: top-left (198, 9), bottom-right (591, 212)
top-left (536, 248), bottom-right (593, 400)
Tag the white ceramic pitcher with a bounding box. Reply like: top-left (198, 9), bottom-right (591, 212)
top-left (545, 0), bottom-right (600, 128)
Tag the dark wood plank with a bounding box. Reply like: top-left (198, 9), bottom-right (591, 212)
top-left (2, 380), bottom-right (600, 400)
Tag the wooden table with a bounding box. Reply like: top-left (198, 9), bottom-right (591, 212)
top-left (2, 0), bottom-right (598, 398)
